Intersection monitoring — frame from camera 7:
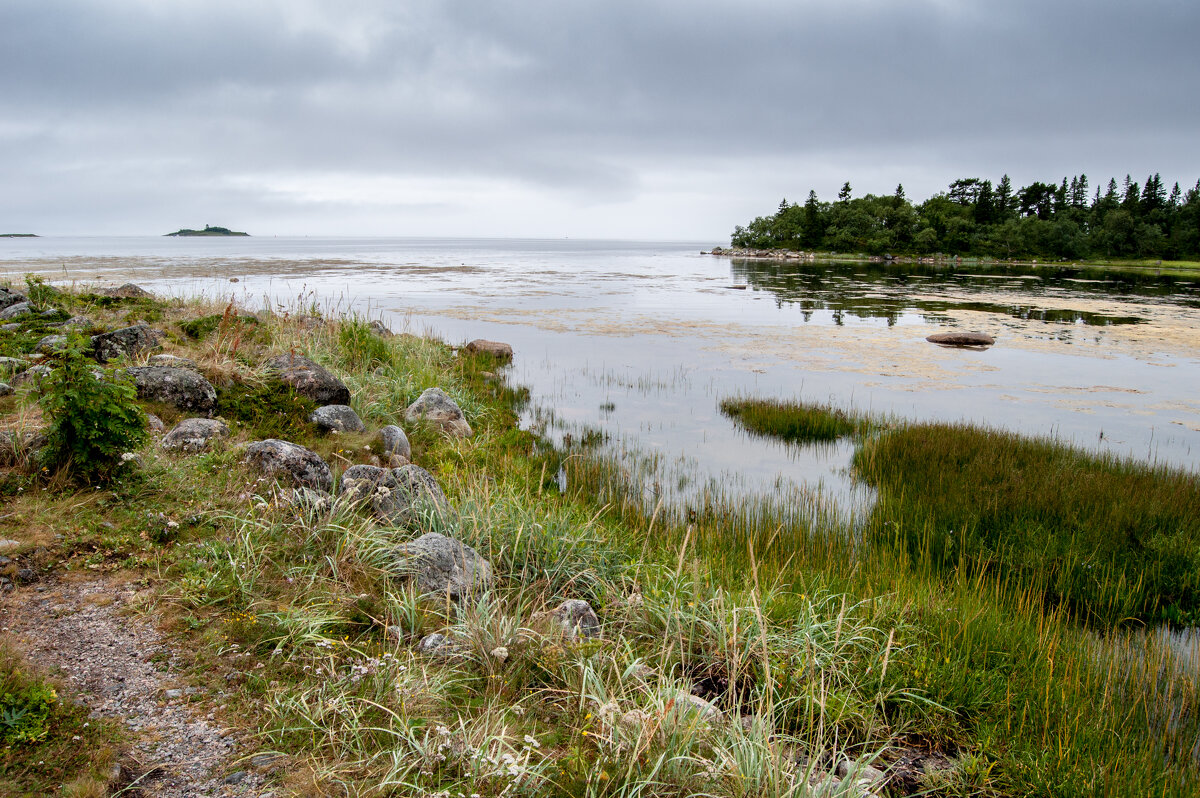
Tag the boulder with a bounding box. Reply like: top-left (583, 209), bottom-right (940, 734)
top-left (309, 404), bottom-right (365, 433)
top-left (0, 356), bottom-right (27, 376)
top-left (125, 366), bottom-right (216, 412)
top-left (0, 287), bottom-right (27, 312)
top-left (405, 387), bottom-right (472, 438)
top-left (0, 302), bottom-right (33, 320)
top-left (148, 353), bottom-right (199, 370)
top-left (375, 425), bottom-right (411, 461)
top-left (35, 334), bottom-right (67, 355)
top-left (12, 365), bottom-right (51, 386)
top-left (463, 339), bottom-right (513, 360)
top-left (244, 439), bottom-right (333, 492)
top-left (390, 533), bottom-right (492, 599)
top-left (543, 599), bottom-right (601, 641)
top-left (145, 413), bottom-right (165, 433)
top-left (92, 324), bottom-right (162, 363)
top-left (264, 353), bottom-right (350, 406)
top-left (162, 418), bottom-right (230, 452)
top-left (368, 320), bottom-right (393, 338)
top-left (339, 463), bottom-right (448, 525)
top-left (925, 331), bottom-right (995, 347)
top-left (0, 383), bottom-right (12, 397)
top-left (104, 283), bottom-right (153, 298)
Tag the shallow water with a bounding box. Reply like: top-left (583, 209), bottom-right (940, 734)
top-left (3, 236), bottom-right (1198, 517)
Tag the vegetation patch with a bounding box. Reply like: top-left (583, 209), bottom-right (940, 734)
top-left (720, 396), bottom-right (873, 443)
top-left (179, 311), bottom-right (259, 341)
top-left (214, 378), bottom-right (317, 441)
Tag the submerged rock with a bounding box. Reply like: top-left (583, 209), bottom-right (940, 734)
top-left (405, 387), bottom-right (472, 438)
top-left (925, 331), bottom-right (995, 347)
top-left (265, 353), bottom-right (350, 406)
top-left (244, 439), bottom-right (333, 492)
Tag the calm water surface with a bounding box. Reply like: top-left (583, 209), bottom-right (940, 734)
top-left (3, 236), bottom-right (1198, 517)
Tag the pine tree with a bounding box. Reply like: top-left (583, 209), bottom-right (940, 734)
top-left (838, 182), bottom-right (852, 203)
top-left (996, 174), bottom-right (1014, 219)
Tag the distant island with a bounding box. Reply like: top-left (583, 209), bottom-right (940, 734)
top-left (165, 225), bottom-right (249, 237)
top-left (0, 233), bottom-right (38, 238)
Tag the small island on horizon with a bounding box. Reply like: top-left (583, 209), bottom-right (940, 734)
top-left (0, 233), bottom-right (38, 238)
top-left (165, 224), bottom-right (249, 237)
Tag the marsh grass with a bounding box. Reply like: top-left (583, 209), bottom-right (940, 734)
top-left (856, 422), bottom-right (1200, 626)
top-left (719, 397), bottom-right (873, 443)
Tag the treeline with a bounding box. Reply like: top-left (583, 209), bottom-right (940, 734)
top-left (731, 174), bottom-right (1200, 260)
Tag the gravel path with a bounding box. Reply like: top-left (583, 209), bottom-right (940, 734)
top-left (1, 576), bottom-right (279, 797)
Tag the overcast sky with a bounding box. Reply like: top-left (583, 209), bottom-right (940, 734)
top-left (2, 0), bottom-right (1197, 240)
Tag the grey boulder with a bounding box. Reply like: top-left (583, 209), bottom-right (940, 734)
top-left (339, 463), bottom-right (448, 525)
top-left (244, 439), bottom-right (333, 492)
top-left (265, 353), bottom-right (350, 405)
top-left (375, 425), bottom-right (411, 461)
top-left (309, 404), bottom-right (365, 433)
top-left (389, 532), bottom-right (492, 599)
top-left (0, 302), bottom-right (32, 320)
top-left (12, 365), bottom-right (51, 386)
top-left (544, 599), bottom-right (601, 641)
top-left (405, 387), bottom-right (472, 438)
top-left (148, 353), bottom-right (199, 370)
top-left (35, 334), bottom-right (67, 354)
top-left (125, 366), bottom-right (217, 412)
top-left (104, 283), bottom-right (154, 298)
top-left (92, 324), bottom-right (162, 363)
top-left (368, 320), bottom-right (393, 338)
top-left (162, 418), bottom-right (230, 452)
top-left (0, 357), bottom-right (26, 376)
top-left (0, 288), bottom-right (26, 312)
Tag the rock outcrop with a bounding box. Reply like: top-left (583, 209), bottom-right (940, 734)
top-left (125, 366), bottom-right (216, 412)
top-left (405, 387), bottom-right (471, 438)
top-left (244, 439), bottom-right (333, 492)
top-left (264, 353), bottom-right (350, 406)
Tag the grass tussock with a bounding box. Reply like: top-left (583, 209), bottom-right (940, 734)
top-left (720, 397), bottom-right (873, 443)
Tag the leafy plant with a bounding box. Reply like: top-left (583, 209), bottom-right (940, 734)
top-left (0, 659), bottom-right (58, 746)
top-left (37, 333), bottom-right (148, 483)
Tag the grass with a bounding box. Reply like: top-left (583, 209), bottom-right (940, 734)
top-left (719, 397), bottom-right (874, 443)
top-left (0, 283), bottom-right (1198, 795)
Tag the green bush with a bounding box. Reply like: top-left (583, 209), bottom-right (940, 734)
top-left (38, 333), bottom-right (148, 483)
top-left (0, 655), bottom-right (58, 746)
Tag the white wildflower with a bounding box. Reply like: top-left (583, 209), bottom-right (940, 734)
top-left (523, 734), bottom-right (540, 749)
top-left (490, 646), bottom-right (509, 662)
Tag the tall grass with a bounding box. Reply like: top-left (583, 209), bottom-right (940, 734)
top-left (719, 397), bottom-right (873, 443)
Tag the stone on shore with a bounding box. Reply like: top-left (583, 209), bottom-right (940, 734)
top-left (367, 320), bottom-right (393, 338)
top-left (265, 353), bottom-right (350, 406)
top-left (463, 339), bottom-right (513, 360)
top-left (125, 366), bottom-right (217, 412)
top-left (103, 283), bottom-right (154, 298)
top-left (162, 418), bottom-right (230, 452)
top-left (309, 404), bottom-right (365, 433)
top-left (926, 331), bottom-right (995, 347)
top-left (92, 324), bottom-right (162, 363)
top-left (339, 463), bottom-right (448, 525)
top-left (244, 439), bottom-right (333, 492)
top-left (405, 387), bottom-right (472, 438)
top-left (389, 532), bottom-right (492, 599)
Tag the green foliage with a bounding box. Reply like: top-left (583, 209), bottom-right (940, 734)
top-left (719, 396), bottom-right (871, 443)
top-left (0, 655), bottom-right (57, 746)
top-left (732, 173), bottom-right (1200, 261)
top-left (38, 333), bottom-right (148, 484)
top-left (22, 274), bottom-right (60, 308)
top-left (855, 423), bottom-right (1200, 625)
top-left (215, 378), bottom-right (317, 440)
top-left (336, 318), bottom-right (392, 371)
top-left (179, 311), bottom-right (259, 340)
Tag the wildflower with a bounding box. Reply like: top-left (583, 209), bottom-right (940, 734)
top-left (490, 646), bottom-right (509, 662)
top-left (523, 734), bottom-right (540, 748)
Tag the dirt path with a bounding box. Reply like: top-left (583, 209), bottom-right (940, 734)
top-left (1, 576), bottom-right (278, 797)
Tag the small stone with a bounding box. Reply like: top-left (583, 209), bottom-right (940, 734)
top-left (368, 320), bottom-right (393, 337)
top-left (543, 599), bottom-right (601, 641)
top-left (309, 404), bottom-right (365, 433)
top-left (385, 625), bottom-right (405, 643)
top-left (164, 689), bottom-right (183, 699)
top-left (222, 770), bottom-right (247, 785)
top-left (0, 539), bottom-right (20, 552)
top-left (250, 753), bottom-right (282, 768)
top-left (35, 334), bottom-right (67, 354)
top-left (145, 413), bottom-right (165, 433)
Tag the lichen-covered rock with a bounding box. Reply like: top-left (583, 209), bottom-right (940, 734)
top-left (464, 339), bottom-right (513, 360)
top-left (162, 418), bottom-right (230, 452)
top-left (265, 353), bottom-right (350, 406)
top-left (35, 334), bottom-right (67, 354)
top-left (376, 425), bottom-right (411, 461)
top-left (405, 387), bottom-right (472, 437)
top-left (0, 429), bottom-right (47, 465)
top-left (92, 324), bottom-right (161, 363)
top-left (544, 599), bottom-right (601, 641)
top-left (103, 283), bottom-right (153, 298)
top-left (309, 404), bottom-right (365, 433)
top-left (145, 413), bottom-right (165, 433)
top-left (0, 287), bottom-right (27, 312)
top-left (125, 366), bottom-right (216, 412)
top-left (339, 463), bottom-right (448, 525)
top-left (0, 302), bottom-right (33, 320)
top-left (12, 365), bottom-right (51, 386)
top-left (390, 533), bottom-right (492, 599)
top-left (244, 439), bottom-right (333, 492)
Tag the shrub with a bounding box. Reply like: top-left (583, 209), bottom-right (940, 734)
top-left (38, 333), bottom-right (148, 484)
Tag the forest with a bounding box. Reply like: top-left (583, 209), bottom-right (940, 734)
top-left (730, 174), bottom-right (1200, 260)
